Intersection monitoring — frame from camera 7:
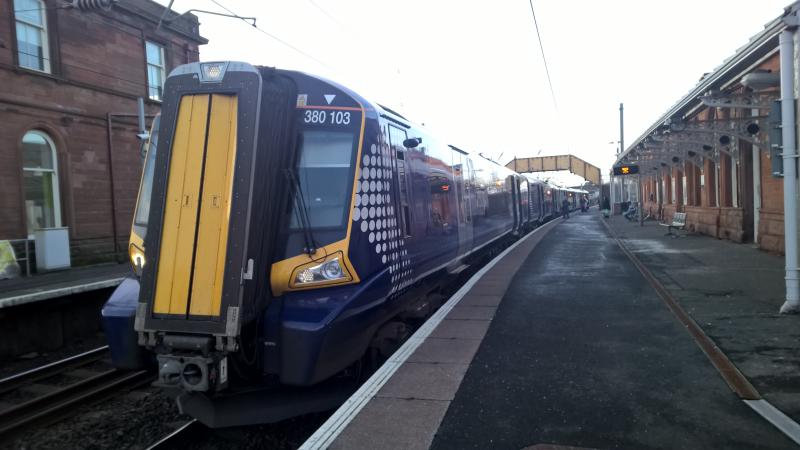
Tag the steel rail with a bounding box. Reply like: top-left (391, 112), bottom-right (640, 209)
top-left (0, 368), bottom-right (153, 436)
top-left (0, 346), bottom-right (110, 395)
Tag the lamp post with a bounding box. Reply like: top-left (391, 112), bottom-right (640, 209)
top-left (609, 141), bottom-right (619, 214)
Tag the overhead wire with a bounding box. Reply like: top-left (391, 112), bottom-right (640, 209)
top-left (307, 0), bottom-right (345, 29)
top-left (207, 0), bottom-right (333, 70)
top-left (300, 0), bottom-right (410, 117)
top-left (526, 0), bottom-right (558, 112)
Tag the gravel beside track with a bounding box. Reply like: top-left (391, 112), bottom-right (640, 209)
top-left (2, 387), bottom-right (187, 450)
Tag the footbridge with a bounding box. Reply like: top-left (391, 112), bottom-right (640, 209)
top-left (506, 155), bottom-right (602, 185)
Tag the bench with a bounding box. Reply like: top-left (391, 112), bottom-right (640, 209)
top-left (659, 212), bottom-right (686, 236)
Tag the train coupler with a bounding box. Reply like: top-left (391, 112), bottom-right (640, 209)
top-left (155, 354), bottom-right (229, 393)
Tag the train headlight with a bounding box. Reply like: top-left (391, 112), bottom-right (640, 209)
top-left (321, 259), bottom-right (343, 279)
top-left (129, 244), bottom-right (146, 277)
top-left (291, 253), bottom-right (352, 287)
top-left (200, 62), bottom-right (228, 83)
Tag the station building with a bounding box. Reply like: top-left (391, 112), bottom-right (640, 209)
top-left (614, 3), bottom-right (799, 256)
top-left (0, 0), bottom-right (206, 268)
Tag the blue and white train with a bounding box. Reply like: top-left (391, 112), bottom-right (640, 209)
top-left (101, 61), bottom-right (581, 427)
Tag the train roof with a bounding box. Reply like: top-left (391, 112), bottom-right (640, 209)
top-left (215, 63), bottom-right (518, 177)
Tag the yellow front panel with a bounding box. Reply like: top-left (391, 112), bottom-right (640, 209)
top-left (153, 95), bottom-right (210, 315)
top-left (189, 94), bottom-right (238, 317)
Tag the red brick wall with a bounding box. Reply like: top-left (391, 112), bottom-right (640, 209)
top-left (0, 0), bottom-right (204, 265)
top-left (760, 210), bottom-right (785, 254)
top-left (663, 203), bottom-right (677, 221)
top-left (718, 207), bottom-right (744, 242)
top-left (761, 149), bottom-right (784, 211)
top-left (685, 206), bottom-right (720, 237)
top-left (0, 2), bottom-right (12, 66)
top-left (759, 138), bottom-right (785, 254)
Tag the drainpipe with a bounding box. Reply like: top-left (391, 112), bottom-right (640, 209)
top-left (779, 20), bottom-right (800, 314)
top-left (753, 110), bottom-right (761, 243)
top-left (106, 113), bottom-right (120, 262)
top-left (731, 152), bottom-right (738, 207)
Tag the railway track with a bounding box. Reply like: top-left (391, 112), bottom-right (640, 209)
top-left (0, 346), bottom-right (153, 437)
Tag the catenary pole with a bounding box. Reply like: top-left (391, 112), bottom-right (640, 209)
top-left (779, 19), bottom-right (800, 314)
top-left (620, 103), bottom-right (625, 214)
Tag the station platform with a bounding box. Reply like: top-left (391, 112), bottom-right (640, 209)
top-left (301, 212), bottom-right (800, 449)
top-left (0, 262), bottom-right (129, 309)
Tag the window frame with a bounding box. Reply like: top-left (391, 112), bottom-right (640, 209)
top-left (21, 130), bottom-right (62, 237)
top-left (145, 40), bottom-right (166, 101)
top-left (13, 0), bottom-right (51, 73)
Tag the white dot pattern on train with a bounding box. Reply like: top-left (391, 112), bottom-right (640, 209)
top-left (351, 132), bottom-right (413, 295)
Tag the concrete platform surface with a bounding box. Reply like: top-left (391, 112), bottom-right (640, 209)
top-left (309, 212), bottom-right (799, 450)
top-left (0, 262), bottom-right (130, 308)
top-left (605, 213), bottom-right (800, 424)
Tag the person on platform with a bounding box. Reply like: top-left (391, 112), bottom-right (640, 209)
top-left (561, 198), bottom-right (570, 219)
top-left (601, 197), bottom-right (611, 218)
top-left (624, 202), bottom-right (637, 221)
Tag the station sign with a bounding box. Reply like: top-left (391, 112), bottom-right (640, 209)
top-left (613, 164), bottom-right (639, 176)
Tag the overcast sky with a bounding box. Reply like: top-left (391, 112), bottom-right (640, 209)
top-left (158, 0), bottom-right (792, 185)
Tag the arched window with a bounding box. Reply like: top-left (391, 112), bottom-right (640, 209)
top-left (22, 130), bottom-right (61, 236)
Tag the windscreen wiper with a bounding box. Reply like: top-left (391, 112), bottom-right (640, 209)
top-left (285, 169), bottom-right (318, 255)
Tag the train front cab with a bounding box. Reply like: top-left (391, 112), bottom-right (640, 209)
top-left (101, 62), bottom-right (299, 395)
top-left (106, 63), bottom-right (396, 426)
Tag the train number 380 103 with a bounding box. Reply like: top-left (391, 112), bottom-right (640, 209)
top-left (304, 109), bottom-right (351, 125)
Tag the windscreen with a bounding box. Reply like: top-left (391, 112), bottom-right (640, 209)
top-left (133, 115), bottom-right (160, 237)
top-left (279, 104), bottom-right (361, 259)
top-left (290, 130), bottom-right (356, 229)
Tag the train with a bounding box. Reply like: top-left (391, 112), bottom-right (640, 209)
top-left (101, 61), bottom-right (587, 427)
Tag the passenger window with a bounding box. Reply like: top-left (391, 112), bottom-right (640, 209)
top-left (429, 172), bottom-right (451, 233)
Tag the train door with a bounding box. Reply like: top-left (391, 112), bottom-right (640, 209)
top-left (538, 185), bottom-right (545, 221)
top-left (388, 125), bottom-right (412, 239)
top-left (519, 177), bottom-right (529, 228)
top-left (152, 94), bottom-right (239, 319)
top-left (135, 74), bottom-right (273, 349)
top-left (508, 175), bottom-right (519, 233)
top-left (514, 175), bottom-right (528, 230)
top-left (545, 187), bottom-right (553, 217)
top-left (452, 150), bottom-right (473, 256)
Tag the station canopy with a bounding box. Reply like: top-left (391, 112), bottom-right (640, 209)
top-left (614, 6), bottom-right (793, 174)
